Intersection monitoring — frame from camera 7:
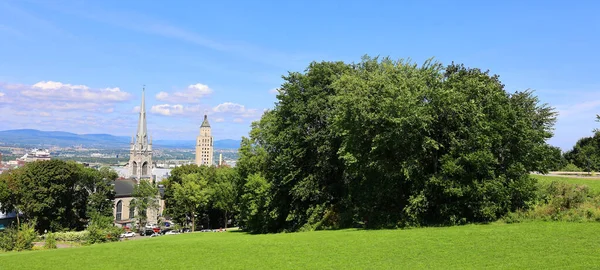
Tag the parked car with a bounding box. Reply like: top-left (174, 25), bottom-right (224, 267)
top-left (165, 230), bottom-right (180, 235)
top-left (120, 231), bottom-right (136, 238)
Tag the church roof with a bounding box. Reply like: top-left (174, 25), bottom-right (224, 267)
top-left (201, 114), bottom-right (211, 128)
top-left (113, 179), bottom-right (136, 198)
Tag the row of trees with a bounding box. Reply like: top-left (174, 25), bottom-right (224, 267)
top-left (232, 56), bottom-right (558, 233)
top-left (0, 160), bottom-right (117, 233)
top-left (162, 165), bottom-right (237, 231)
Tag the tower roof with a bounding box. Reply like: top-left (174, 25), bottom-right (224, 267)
top-left (135, 87), bottom-right (148, 146)
top-left (201, 114), bottom-right (210, 128)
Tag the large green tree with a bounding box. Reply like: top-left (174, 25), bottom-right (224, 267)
top-left (237, 56), bottom-right (557, 232)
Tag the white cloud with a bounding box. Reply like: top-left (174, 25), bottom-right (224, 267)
top-left (21, 81), bottom-right (130, 102)
top-left (269, 88), bottom-right (280, 94)
top-left (133, 106), bottom-right (141, 113)
top-left (213, 102), bottom-right (246, 114)
top-left (233, 118), bottom-right (243, 123)
top-left (151, 104), bottom-right (185, 116)
top-left (557, 100), bottom-right (600, 119)
top-left (156, 83), bottom-right (213, 103)
top-left (39, 112), bottom-right (51, 117)
top-left (0, 92), bottom-right (4, 97)
top-left (214, 117), bottom-right (225, 123)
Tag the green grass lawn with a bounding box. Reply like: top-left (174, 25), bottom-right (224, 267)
top-left (2, 222), bottom-right (600, 269)
top-left (532, 174), bottom-right (600, 192)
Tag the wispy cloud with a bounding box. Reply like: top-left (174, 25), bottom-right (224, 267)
top-left (156, 83), bottom-right (213, 103)
top-left (0, 1), bottom-right (75, 39)
top-left (150, 104), bottom-right (203, 116)
top-left (28, 2), bottom-right (314, 69)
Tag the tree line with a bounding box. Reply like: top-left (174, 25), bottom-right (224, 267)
top-left (0, 160), bottom-right (116, 233)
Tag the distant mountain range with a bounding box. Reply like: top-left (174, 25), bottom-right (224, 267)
top-left (0, 129), bottom-right (241, 149)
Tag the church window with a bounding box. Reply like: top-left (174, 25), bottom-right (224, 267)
top-left (116, 200), bottom-right (123, 221)
top-left (129, 203), bottom-right (135, 219)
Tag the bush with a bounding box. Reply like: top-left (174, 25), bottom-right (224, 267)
top-left (86, 214), bottom-right (123, 244)
top-left (0, 227), bottom-right (17, 251)
top-left (52, 231), bottom-right (89, 242)
top-left (44, 232), bottom-right (57, 249)
top-left (561, 163), bottom-right (583, 172)
top-left (503, 180), bottom-right (600, 223)
top-left (0, 222), bottom-right (37, 252)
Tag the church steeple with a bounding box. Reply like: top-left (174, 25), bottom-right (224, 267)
top-left (129, 86), bottom-right (153, 179)
top-left (135, 87), bottom-right (148, 149)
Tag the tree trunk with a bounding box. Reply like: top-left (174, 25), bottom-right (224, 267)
top-left (224, 211), bottom-right (228, 230)
top-left (191, 211), bottom-right (195, 232)
top-left (16, 210), bottom-right (20, 227)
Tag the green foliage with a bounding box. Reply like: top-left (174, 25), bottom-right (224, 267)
top-left (212, 167), bottom-right (238, 228)
top-left (51, 231), bottom-right (90, 242)
top-left (130, 180), bottom-right (160, 231)
top-left (163, 165), bottom-right (215, 226)
top-left (171, 173), bottom-right (211, 231)
top-left (236, 56), bottom-right (557, 232)
top-left (504, 179), bottom-right (600, 223)
top-left (86, 214), bottom-right (123, 244)
top-left (238, 173), bottom-right (273, 233)
top-left (563, 131), bottom-right (600, 172)
top-left (164, 165), bottom-right (240, 230)
top-left (561, 163), bottom-right (583, 172)
top-left (44, 232), bottom-right (57, 249)
top-left (0, 222), bottom-right (37, 252)
top-left (0, 160), bottom-right (116, 233)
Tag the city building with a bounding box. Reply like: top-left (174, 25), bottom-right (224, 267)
top-left (195, 115), bottom-right (214, 166)
top-left (128, 87), bottom-right (153, 179)
top-left (17, 149), bottom-right (51, 163)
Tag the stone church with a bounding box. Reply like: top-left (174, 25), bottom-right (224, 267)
top-left (113, 88), bottom-right (164, 229)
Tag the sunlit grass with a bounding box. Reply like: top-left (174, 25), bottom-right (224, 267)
top-left (1, 222), bottom-right (599, 269)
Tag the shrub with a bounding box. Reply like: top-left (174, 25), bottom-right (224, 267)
top-left (504, 180), bottom-right (600, 223)
top-left (52, 231), bottom-right (89, 242)
top-left (561, 163), bottom-right (583, 172)
top-left (86, 214), bottom-right (123, 244)
top-left (14, 222), bottom-right (37, 251)
top-left (0, 226), bottom-right (17, 251)
top-left (0, 222), bottom-right (38, 252)
top-left (44, 232), bottom-right (57, 249)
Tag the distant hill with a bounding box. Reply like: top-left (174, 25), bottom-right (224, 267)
top-left (0, 129), bottom-right (241, 149)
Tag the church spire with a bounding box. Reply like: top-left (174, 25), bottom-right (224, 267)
top-left (136, 86), bottom-right (148, 148)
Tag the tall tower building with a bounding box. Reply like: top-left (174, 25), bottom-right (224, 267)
top-left (195, 115), bottom-right (213, 166)
top-left (129, 87), bottom-right (153, 179)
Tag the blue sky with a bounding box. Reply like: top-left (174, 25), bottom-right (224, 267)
top-left (0, 0), bottom-right (598, 150)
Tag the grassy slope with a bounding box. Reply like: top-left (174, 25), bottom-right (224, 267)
top-left (2, 222), bottom-right (600, 269)
top-left (532, 174), bottom-right (600, 192)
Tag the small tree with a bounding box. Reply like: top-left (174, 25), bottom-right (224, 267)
top-left (129, 180), bottom-right (160, 233)
top-left (213, 178), bottom-right (236, 229)
top-left (172, 173), bottom-right (210, 232)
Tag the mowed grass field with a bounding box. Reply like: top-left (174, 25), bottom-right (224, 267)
top-left (2, 174), bottom-right (600, 270)
top-left (532, 174), bottom-right (600, 192)
top-left (2, 222), bottom-right (600, 269)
